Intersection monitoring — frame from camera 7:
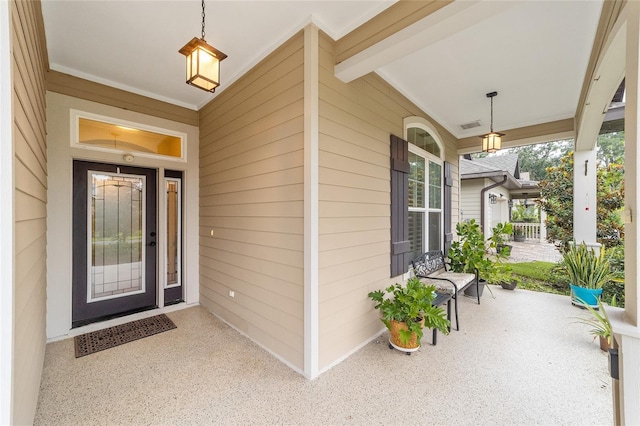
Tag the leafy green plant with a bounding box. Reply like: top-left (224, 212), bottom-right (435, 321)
top-left (603, 243), bottom-right (625, 307)
top-left (573, 297), bottom-right (614, 346)
top-left (561, 242), bottom-right (615, 289)
top-left (448, 219), bottom-right (491, 275)
top-left (490, 222), bottom-right (513, 249)
top-left (368, 277), bottom-right (450, 346)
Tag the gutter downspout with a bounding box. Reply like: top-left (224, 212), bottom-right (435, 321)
top-left (480, 174), bottom-right (508, 234)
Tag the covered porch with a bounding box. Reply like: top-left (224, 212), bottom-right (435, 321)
top-left (35, 292), bottom-right (611, 424)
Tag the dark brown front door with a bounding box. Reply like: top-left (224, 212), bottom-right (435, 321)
top-left (72, 161), bottom-right (157, 327)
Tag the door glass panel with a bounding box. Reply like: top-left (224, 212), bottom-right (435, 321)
top-left (89, 171), bottom-right (145, 302)
top-left (409, 152), bottom-right (425, 208)
top-left (166, 178), bottom-right (181, 288)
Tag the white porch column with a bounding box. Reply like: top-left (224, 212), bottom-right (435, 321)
top-left (610, 2), bottom-right (640, 424)
top-left (539, 207), bottom-right (547, 242)
top-left (573, 148), bottom-right (599, 251)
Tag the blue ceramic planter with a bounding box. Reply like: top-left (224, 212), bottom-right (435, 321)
top-left (570, 284), bottom-right (603, 308)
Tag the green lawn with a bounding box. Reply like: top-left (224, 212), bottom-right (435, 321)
top-left (509, 261), bottom-right (570, 295)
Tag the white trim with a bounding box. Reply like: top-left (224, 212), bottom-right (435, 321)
top-left (70, 109), bottom-right (188, 162)
top-left (403, 116), bottom-right (445, 159)
top-left (303, 24), bottom-right (319, 380)
top-left (405, 117), bottom-right (445, 262)
top-left (0, 1), bottom-right (14, 422)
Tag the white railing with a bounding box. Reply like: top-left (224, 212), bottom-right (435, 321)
top-left (511, 222), bottom-right (541, 241)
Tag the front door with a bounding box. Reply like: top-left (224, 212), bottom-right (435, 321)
top-left (72, 161), bottom-right (157, 327)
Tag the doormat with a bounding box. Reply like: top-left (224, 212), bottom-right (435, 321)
top-left (74, 314), bottom-right (176, 358)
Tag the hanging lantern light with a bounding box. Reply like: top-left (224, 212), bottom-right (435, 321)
top-left (179, 0), bottom-right (227, 93)
top-left (480, 91), bottom-right (504, 153)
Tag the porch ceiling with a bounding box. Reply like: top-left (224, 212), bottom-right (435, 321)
top-left (42, 0), bottom-right (603, 145)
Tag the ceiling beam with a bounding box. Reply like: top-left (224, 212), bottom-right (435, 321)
top-left (334, 1), bottom-right (516, 83)
top-left (574, 0), bottom-right (626, 152)
top-left (456, 118), bottom-right (575, 155)
top-left (335, 1), bottom-right (452, 66)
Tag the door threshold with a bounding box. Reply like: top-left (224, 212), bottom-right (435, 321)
top-left (49, 302), bottom-right (197, 343)
top-left (72, 305), bottom-right (158, 329)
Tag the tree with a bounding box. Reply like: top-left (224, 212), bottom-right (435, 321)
top-left (597, 131), bottom-right (625, 167)
top-left (538, 152), bottom-right (624, 252)
top-left (477, 140), bottom-right (572, 181)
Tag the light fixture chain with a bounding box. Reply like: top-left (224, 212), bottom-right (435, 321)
top-left (490, 95), bottom-right (494, 132)
top-left (201, 0), bottom-right (206, 40)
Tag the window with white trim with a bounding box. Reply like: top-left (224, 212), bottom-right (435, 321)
top-left (406, 123), bottom-right (443, 262)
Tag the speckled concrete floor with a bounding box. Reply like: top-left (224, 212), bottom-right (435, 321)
top-left (35, 289), bottom-right (613, 425)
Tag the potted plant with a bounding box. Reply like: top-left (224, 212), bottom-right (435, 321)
top-left (513, 227), bottom-right (525, 242)
top-left (573, 297), bottom-right (614, 351)
top-left (487, 264), bottom-right (519, 290)
top-left (562, 242), bottom-right (615, 308)
top-left (490, 222), bottom-right (513, 256)
top-left (447, 219), bottom-right (493, 298)
top-left (368, 277), bottom-right (450, 352)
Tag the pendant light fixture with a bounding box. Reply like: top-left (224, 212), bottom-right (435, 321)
top-left (179, 0), bottom-right (227, 93)
top-left (480, 91), bottom-right (504, 153)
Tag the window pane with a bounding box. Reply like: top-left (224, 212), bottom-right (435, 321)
top-left (409, 152), bottom-right (425, 208)
top-left (166, 179), bottom-right (181, 288)
top-left (428, 212), bottom-right (441, 251)
top-left (79, 118), bottom-right (183, 158)
top-left (429, 161), bottom-right (442, 209)
top-left (407, 127), bottom-right (440, 157)
top-left (90, 172), bottom-right (144, 301)
top-left (409, 211), bottom-right (424, 263)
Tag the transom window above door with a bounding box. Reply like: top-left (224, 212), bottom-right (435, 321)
top-left (71, 110), bottom-right (187, 161)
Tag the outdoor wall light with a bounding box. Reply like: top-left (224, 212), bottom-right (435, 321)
top-left (179, 0), bottom-right (227, 93)
top-left (489, 193), bottom-right (498, 204)
top-left (480, 91), bottom-right (504, 153)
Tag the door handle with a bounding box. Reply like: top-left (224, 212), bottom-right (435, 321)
top-left (148, 241), bottom-right (156, 247)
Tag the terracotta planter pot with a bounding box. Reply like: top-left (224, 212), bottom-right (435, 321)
top-left (599, 336), bottom-right (610, 352)
top-left (388, 319), bottom-right (424, 350)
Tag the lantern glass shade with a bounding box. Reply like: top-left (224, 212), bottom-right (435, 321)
top-left (481, 132), bottom-right (503, 153)
top-left (179, 37), bottom-right (227, 93)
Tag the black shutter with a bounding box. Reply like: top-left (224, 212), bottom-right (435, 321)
top-left (444, 161), bottom-right (453, 255)
top-left (390, 134), bottom-right (410, 277)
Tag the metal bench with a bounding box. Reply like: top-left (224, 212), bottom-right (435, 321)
top-left (411, 250), bottom-right (479, 331)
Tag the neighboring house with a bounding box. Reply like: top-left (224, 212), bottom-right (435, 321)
top-left (460, 155), bottom-right (540, 235)
top-left (3, 1), bottom-right (640, 425)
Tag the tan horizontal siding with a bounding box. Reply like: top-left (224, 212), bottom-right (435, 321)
top-left (461, 179), bottom-right (484, 223)
top-left (46, 71), bottom-right (199, 126)
top-left (317, 31), bottom-right (460, 370)
top-left (200, 183), bottom-right (303, 204)
top-left (198, 31), bottom-right (305, 370)
top-left (11, 1), bottom-right (48, 424)
top-left (199, 226), bottom-right (303, 250)
top-left (199, 257), bottom-right (302, 303)
top-left (200, 216), bottom-right (304, 235)
top-left (200, 168), bottom-right (303, 196)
